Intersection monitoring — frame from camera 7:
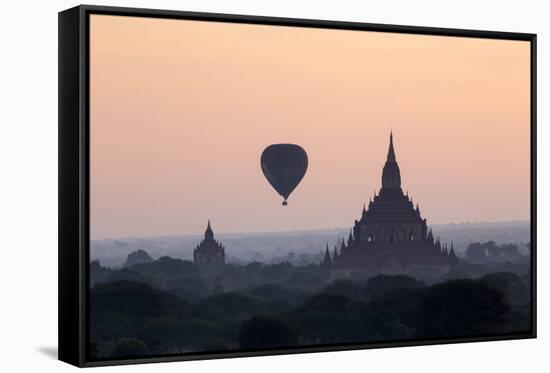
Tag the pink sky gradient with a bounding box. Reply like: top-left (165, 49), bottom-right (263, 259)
top-left (90, 15), bottom-right (531, 240)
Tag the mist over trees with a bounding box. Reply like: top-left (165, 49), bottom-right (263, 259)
top-left (91, 221), bottom-right (530, 268)
top-left (466, 241), bottom-right (526, 264)
top-left (89, 243), bottom-right (531, 359)
top-left (123, 249), bottom-right (153, 267)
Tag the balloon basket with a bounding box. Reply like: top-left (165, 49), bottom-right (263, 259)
top-left (282, 201), bottom-right (288, 206)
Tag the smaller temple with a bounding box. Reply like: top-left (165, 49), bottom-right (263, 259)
top-left (320, 243), bottom-right (332, 273)
top-left (193, 220), bottom-right (226, 268)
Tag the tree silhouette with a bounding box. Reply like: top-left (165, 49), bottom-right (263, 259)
top-left (420, 279), bottom-right (509, 338)
top-left (110, 338), bottom-right (148, 357)
top-left (239, 316), bottom-right (298, 349)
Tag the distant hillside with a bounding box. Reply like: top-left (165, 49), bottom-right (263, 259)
top-left (91, 221), bottom-right (530, 268)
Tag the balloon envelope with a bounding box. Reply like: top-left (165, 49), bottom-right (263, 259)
top-left (261, 144), bottom-right (308, 205)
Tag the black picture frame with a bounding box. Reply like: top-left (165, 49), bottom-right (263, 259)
top-left (59, 4), bottom-right (537, 368)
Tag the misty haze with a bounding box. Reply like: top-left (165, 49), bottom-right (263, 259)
top-left (91, 221), bottom-right (530, 268)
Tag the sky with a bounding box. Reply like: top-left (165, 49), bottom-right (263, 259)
top-left (90, 14), bottom-right (531, 240)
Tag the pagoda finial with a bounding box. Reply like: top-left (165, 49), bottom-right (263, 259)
top-left (381, 132), bottom-right (402, 190)
top-left (449, 241), bottom-right (457, 258)
top-left (205, 219), bottom-right (214, 240)
top-left (362, 203), bottom-right (367, 214)
top-left (323, 243), bottom-right (331, 263)
top-left (387, 131), bottom-right (396, 162)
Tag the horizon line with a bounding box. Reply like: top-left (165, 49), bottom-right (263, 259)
top-left (91, 219), bottom-right (530, 242)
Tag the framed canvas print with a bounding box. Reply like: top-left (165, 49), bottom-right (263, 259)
top-left (58, 5), bottom-right (537, 367)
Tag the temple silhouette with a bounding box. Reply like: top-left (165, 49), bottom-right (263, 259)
top-left (193, 220), bottom-right (226, 268)
top-left (322, 133), bottom-right (458, 276)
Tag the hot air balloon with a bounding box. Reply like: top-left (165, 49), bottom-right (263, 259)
top-left (261, 144), bottom-right (308, 206)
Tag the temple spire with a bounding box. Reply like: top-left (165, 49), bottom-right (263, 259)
top-left (449, 241), bottom-right (457, 258)
top-left (323, 243), bottom-right (331, 264)
top-left (205, 219), bottom-right (214, 240)
top-left (381, 132), bottom-right (402, 189)
top-left (427, 228), bottom-right (434, 243)
top-left (387, 131), bottom-right (396, 162)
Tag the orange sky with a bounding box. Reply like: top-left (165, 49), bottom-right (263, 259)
top-left (90, 15), bottom-right (531, 240)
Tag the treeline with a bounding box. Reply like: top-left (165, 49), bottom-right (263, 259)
top-left (466, 241), bottom-right (530, 264)
top-left (89, 269), bottom-right (531, 359)
top-left (90, 258), bottom-right (328, 300)
top-left (91, 246), bottom-right (530, 301)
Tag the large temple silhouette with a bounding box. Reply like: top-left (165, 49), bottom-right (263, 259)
top-left (322, 133), bottom-right (457, 276)
top-left (193, 220), bottom-right (226, 268)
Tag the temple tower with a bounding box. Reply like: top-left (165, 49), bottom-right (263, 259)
top-left (193, 220), bottom-right (226, 268)
top-left (332, 133), bottom-right (454, 277)
top-left (381, 132), bottom-right (402, 191)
